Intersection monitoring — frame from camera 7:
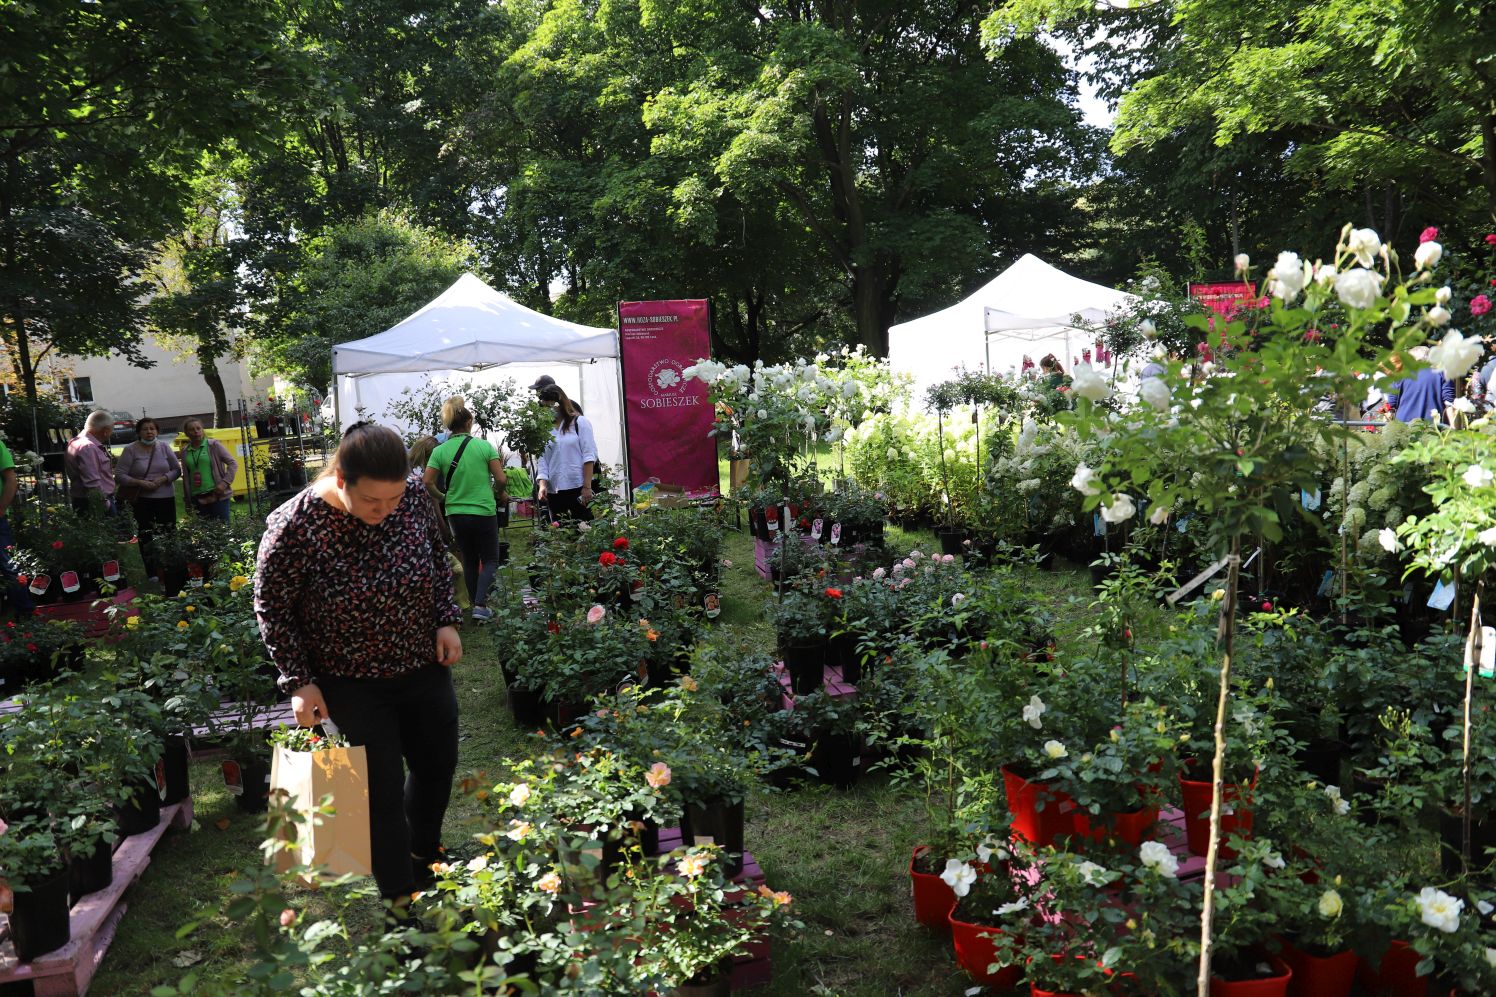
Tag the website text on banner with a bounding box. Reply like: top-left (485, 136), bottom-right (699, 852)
top-left (618, 299), bottom-right (718, 493)
top-left (1189, 282), bottom-right (1262, 316)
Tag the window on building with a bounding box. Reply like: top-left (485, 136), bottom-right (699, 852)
top-left (60, 376), bottom-right (93, 404)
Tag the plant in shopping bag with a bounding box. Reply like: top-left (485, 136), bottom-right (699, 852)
top-left (267, 726), bottom-right (349, 752)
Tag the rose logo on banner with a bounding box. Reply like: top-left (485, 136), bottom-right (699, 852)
top-left (646, 359), bottom-right (689, 404)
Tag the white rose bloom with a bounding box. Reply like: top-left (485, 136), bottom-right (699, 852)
top-left (1071, 362), bottom-right (1110, 402)
top-left (1414, 240), bottom-right (1443, 271)
top-left (1426, 306), bottom-right (1452, 327)
top-left (1269, 251), bottom-right (1308, 300)
top-left (1043, 739), bottom-right (1068, 760)
top-left (1479, 527), bottom-right (1496, 546)
top-left (1139, 841), bottom-right (1180, 878)
top-left (1417, 887), bottom-right (1464, 933)
top-left (995, 898), bottom-right (1030, 917)
top-left (1077, 861), bottom-right (1108, 886)
top-left (1430, 330), bottom-right (1483, 380)
top-left (1022, 695), bottom-right (1047, 729)
top-left (940, 859), bottom-right (978, 898)
top-left (976, 837), bottom-right (1008, 864)
top-left (1314, 262), bottom-right (1337, 288)
top-left (1318, 889), bottom-right (1344, 918)
top-left (1139, 377), bottom-right (1171, 412)
top-left (1378, 528), bottom-right (1400, 553)
top-left (1455, 397), bottom-right (1476, 414)
top-left (1436, 286), bottom-right (1452, 306)
top-left (1139, 319), bottom-right (1157, 338)
top-left (1463, 464), bottom-right (1494, 489)
top-left (886, 447), bottom-right (899, 460)
top-left (1148, 503), bottom-right (1172, 526)
top-left (757, 409), bottom-right (768, 420)
top-left (1335, 268), bottom-right (1382, 310)
top-left (1234, 253), bottom-right (1250, 273)
top-left (1100, 493), bottom-right (1136, 524)
top-left (1347, 227), bottom-right (1382, 267)
top-left (1071, 463), bottom-right (1102, 497)
top-left (1487, 947), bottom-right (1496, 969)
top-left (1263, 851), bottom-right (1286, 870)
top-left (509, 784), bottom-right (532, 807)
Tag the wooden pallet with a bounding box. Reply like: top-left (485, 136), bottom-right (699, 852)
top-left (0, 798), bottom-right (193, 996)
top-left (187, 700), bottom-right (295, 759)
top-left (34, 588), bottom-right (137, 641)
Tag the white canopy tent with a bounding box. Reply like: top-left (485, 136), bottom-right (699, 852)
top-left (332, 273), bottom-right (625, 476)
top-left (888, 254), bottom-right (1136, 402)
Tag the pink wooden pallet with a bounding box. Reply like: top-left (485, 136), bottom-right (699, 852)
top-left (0, 798), bottom-right (193, 996)
top-left (653, 828), bottom-right (774, 989)
top-left (187, 700), bottom-right (295, 759)
top-left (772, 662), bottom-right (858, 709)
top-left (34, 589), bottom-right (136, 641)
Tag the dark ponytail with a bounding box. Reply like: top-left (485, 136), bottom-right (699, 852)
top-left (320, 422), bottom-right (410, 485)
top-left (539, 385), bottom-right (580, 434)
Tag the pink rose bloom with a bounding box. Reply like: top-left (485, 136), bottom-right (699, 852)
top-left (0, 816), bottom-right (7, 836)
top-left (891, 563), bottom-right (903, 577)
top-left (1487, 233), bottom-right (1496, 245)
top-left (941, 553), bottom-right (955, 563)
top-left (910, 550), bottom-right (923, 560)
top-left (1419, 226), bottom-right (1440, 244)
top-left (279, 909), bottom-right (296, 927)
top-left (901, 558), bottom-right (915, 569)
top-left (586, 604), bottom-right (607, 624)
top-left (646, 762), bottom-right (672, 788)
top-left (872, 567), bottom-right (885, 579)
top-left (1472, 294), bottom-right (1492, 317)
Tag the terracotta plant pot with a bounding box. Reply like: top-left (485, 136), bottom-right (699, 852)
top-left (1356, 939), bottom-right (1426, 997)
top-left (1002, 765), bottom-right (1075, 847)
top-left (1211, 954), bottom-right (1292, 996)
top-left (1280, 938), bottom-right (1357, 997)
top-left (908, 845), bottom-right (956, 931)
top-left (1180, 765), bottom-right (1257, 858)
top-left (948, 900), bottom-right (1021, 987)
top-left (1072, 806), bottom-right (1159, 847)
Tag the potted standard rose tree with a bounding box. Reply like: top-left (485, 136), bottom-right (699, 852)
top-left (1064, 226), bottom-right (1441, 993)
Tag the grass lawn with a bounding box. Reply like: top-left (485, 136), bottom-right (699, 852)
top-left (85, 517), bottom-right (1108, 996)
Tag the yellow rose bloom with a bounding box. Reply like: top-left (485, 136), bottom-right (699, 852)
top-left (177, 620), bottom-right (189, 630)
top-left (125, 616), bottom-right (140, 629)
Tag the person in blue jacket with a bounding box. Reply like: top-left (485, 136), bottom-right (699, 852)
top-left (1387, 346), bottom-right (1455, 424)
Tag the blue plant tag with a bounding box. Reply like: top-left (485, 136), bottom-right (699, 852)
top-left (1093, 512), bottom-right (1105, 537)
top-left (1301, 488), bottom-right (1321, 511)
top-left (1176, 515), bottom-right (1190, 534)
top-left (1428, 579), bottom-right (1456, 611)
top-left (1317, 570), bottom-right (1335, 598)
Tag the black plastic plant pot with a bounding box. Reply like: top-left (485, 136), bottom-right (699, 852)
top-left (508, 683), bottom-right (546, 728)
top-left (781, 641), bottom-right (826, 696)
top-left (160, 735), bottom-right (191, 805)
top-left (937, 529), bottom-right (966, 557)
top-left (225, 756), bottom-right (272, 814)
top-left (9, 865), bottom-right (71, 962)
top-left (680, 798), bottom-right (746, 878)
top-left (811, 731), bottom-right (861, 790)
top-left (68, 835), bottom-right (114, 900)
top-left (113, 778), bottom-right (162, 836)
top-left (1439, 808), bottom-right (1496, 880)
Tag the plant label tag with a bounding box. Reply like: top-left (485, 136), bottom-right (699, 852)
top-left (811, 518), bottom-right (823, 540)
top-left (156, 759), bottom-right (168, 799)
top-left (221, 760), bottom-right (244, 796)
top-left (1316, 570), bottom-right (1336, 598)
top-left (187, 563), bottom-right (206, 588)
top-left (692, 834), bottom-right (715, 846)
top-left (60, 570), bottom-right (81, 594)
top-left (1428, 579), bottom-right (1456, 611)
top-left (1300, 488), bottom-right (1321, 511)
top-left (703, 593), bottom-right (721, 619)
top-left (830, 523), bottom-right (842, 545)
top-left (102, 560), bottom-right (121, 582)
top-left (1465, 627), bottom-right (1496, 678)
top-left (1402, 583), bottom-right (1416, 605)
top-left (1176, 515), bottom-right (1191, 534)
top-left (28, 574), bottom-right (50, 596)
top-left (766, 515), bottom-right (778, 534)
top-left (1093, 513), bottom-right (1105, 537)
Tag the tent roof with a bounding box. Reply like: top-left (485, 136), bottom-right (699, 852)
top-left (889, 254), bottom-right (1134, 342)
top-left (332, 273), bottom-right (618, 376)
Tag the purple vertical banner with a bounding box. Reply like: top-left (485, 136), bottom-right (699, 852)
top-left (618, 299), bottom-right (717, 492)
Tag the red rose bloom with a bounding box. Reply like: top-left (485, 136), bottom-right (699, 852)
top-left (825, 587), bottom-right (843, 599)
top-left (1419, 226), bottom-right (1439, 244)
top-left (14, 576), bottom-right (25, 586)
top-left (26, 643), bottom-right (37, 652)
top-left (599, 551), bottom-right (618, 567)
top-left (613, 537), bottom-right (629, 550)
top-left (51, 540), bottom-right (63, 550)
top-left (1487, 234), bottom-right (1496, 245)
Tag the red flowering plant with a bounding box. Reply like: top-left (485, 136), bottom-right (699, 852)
top-left (0, 618), bottom-right (84, 683)
top-left (267, 726), bottom-right (350, 752)
top-left (11, 509), bottom-right (128, 592)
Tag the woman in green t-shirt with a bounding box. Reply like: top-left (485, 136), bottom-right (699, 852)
top-left (423, 398), bottom-right (507, 623)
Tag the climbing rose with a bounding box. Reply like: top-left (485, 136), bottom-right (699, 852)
top-left (1417, 887), bottom-right (1463, 933)
top-left (1346, 227), bottom-right (1382, 267)
top-left (536, 871), bottom-right (562, 894)
top-left (1430, 330), bottom-right (1483, 380)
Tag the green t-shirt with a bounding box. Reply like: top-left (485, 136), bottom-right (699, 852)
top-left (0, 439), bottom-right (13, 473)
top-left (428, 434), bottom-right (499, 516)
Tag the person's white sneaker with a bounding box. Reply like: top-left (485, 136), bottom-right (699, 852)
top-left (471, 606), bottom-right (494, 623)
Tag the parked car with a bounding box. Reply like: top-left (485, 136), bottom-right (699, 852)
top-left (110, 410), bottom-right (137, 444)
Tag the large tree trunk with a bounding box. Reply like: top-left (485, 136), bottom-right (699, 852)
top-left (198, 341), bottom-right (230, 427)
top-left (852, 263), bottom-right (898, 356)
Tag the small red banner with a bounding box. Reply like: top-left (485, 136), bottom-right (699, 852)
top-left (618, 299), bottom-right (718, 493)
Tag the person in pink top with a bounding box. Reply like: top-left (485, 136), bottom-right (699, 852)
top-left (64, 410), bottom-right (117, 515)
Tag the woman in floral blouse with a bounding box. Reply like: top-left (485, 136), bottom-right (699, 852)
top-left (254, 421), bottom-right (463, 903)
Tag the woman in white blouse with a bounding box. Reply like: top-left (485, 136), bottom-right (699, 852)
top-left (535, 384), bottom-right (597, 521)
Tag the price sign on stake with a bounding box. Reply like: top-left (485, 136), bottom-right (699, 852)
top-left (1465, 626), bottom-right (1495, 679)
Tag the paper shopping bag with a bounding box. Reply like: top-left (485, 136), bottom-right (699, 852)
top-left (269, 743), bottom-right (372, 879)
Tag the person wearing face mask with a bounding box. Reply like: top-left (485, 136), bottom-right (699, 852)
top-left (535, 384), bottom-right (597, 521)
top-left (115, 417), bottom-right (182, 580)
top-left (254, 422), bottom-right (463, 906)
top-left (178, 418), bottom-right (239, 521)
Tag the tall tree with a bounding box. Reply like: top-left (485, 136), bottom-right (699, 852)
top-left (0, 0), bottom-right (306, 414)
top-left (988, 0), bottom-right (1496, 232)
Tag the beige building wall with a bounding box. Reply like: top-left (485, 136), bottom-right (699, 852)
top-left (40, 336), bottom-right (272, 429)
